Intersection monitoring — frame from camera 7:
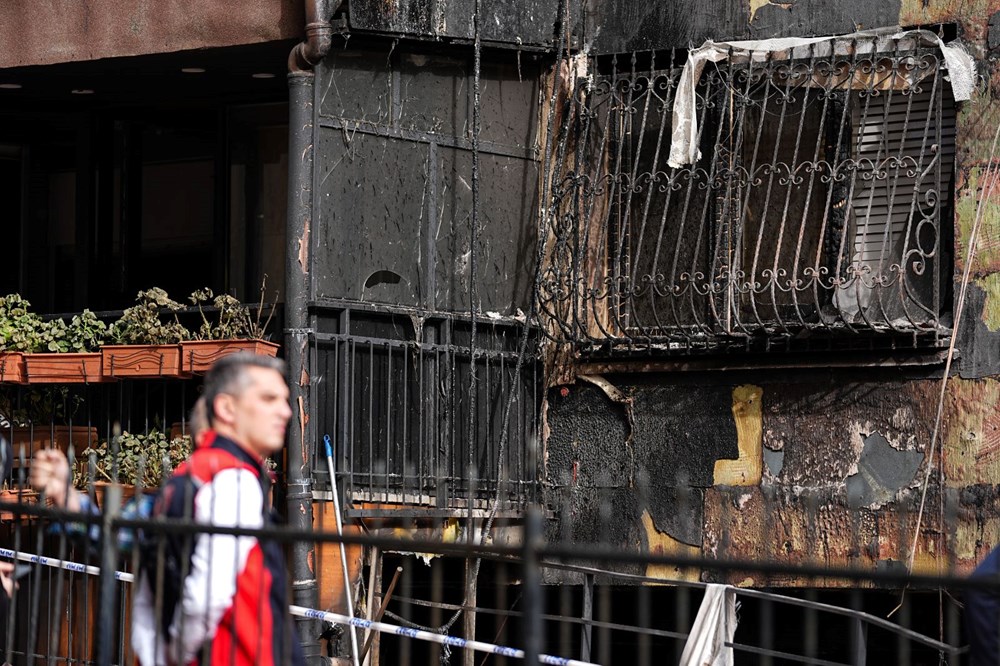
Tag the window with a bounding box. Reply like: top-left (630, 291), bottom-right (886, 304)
top-left (538, 33), bottom-right (956, 353)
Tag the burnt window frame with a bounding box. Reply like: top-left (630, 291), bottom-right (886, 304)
top-left (538, 34), bottom-right (957, 356)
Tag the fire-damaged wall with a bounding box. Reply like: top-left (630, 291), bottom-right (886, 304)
top-left (311, 41), bottom-right (540, 315)
top-left (299, 0), bottom-right (1000, 589)
top-left (534, 0), bottom-right (1000, 585)
top-left (543, 374), bottom-right (1000, 584)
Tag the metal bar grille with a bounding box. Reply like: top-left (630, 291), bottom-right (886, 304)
top-left (311, 303), bottom-right (539, 512)
top-left (537, 35), bottom-right (956, 354)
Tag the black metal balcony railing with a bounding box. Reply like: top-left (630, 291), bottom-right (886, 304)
top-left (311, 302), bottom-right (540, 513)
top-left (538, 34), bottom-right (956, 354)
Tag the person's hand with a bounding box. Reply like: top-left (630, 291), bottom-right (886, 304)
top-left (0, 561), bottom-right (15, 599)
top-left (29, 449), bottom-right (80, 511)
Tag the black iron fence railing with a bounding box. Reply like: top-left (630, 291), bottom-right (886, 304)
top-left (537, 33), bottom-right (956, 354)
top-left (0, 487), bottom-right (979, 666)
top-left (310, 301), bottom-right (541, 513)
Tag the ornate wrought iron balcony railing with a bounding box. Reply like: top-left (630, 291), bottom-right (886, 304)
top-left (538, 33), bottom-right (956, 354)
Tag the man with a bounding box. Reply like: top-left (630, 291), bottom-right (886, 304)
top-left (131, 353), bottom-right (303, 666)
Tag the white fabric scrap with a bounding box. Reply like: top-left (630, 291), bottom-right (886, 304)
top-left (667, 28), bottom-right (977, 168)
top-left (679, 584), bottom-right (738, 666)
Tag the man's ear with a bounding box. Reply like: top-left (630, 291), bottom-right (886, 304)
top-left (213, 393), bottom-right (238, 427)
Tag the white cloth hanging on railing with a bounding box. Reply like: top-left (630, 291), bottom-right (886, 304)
top-left (678, 584), bottom-right (738, 666)
top-left (667, 28), bottom-right (976, 168)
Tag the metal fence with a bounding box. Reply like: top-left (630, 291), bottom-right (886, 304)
top-left (536, 31), bottom-right (956, 354)
top-left (0, 482), bottom-right (983, 666)
top-left (310, 302), bottom-right (540, 513)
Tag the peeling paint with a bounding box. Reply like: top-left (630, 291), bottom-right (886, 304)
top-left (845, 433), bottom-right (923, 509)
top-left (640, 510), bottom-right (701, 582)
top-left (297, 221), bottom-right (311, 272)
top-left (749, 0), bottom-right (794, 23)
top-left (714, 385), bottom-right (763, 486)
top-left (578, 374), bottom-right (630, 405)
top-left (764, 448), bottom-right (785, 478)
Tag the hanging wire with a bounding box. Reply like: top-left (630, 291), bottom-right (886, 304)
top-left (385, 0), bottom-right (574, 643)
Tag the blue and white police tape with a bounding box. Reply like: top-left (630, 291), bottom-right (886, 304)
top-left (290, 605), bottom-right (599, 666)
top-left (0, 549), bottom-right (599, 666)
top-left (0, 547), bottom-right (135, 582)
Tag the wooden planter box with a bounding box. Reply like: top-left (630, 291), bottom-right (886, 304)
top-left (24, 352), bottom-right (106, 384)
top-left (179, 339), bottom-right (280, 375)
top-left (101, 344), bottom-right (182, 378)
top-left (11, 425), bottom-right (99, 454)
top-left (0, 488), bottom-right (43, 521)
top-left (0, 352), bottom-right (27, 384)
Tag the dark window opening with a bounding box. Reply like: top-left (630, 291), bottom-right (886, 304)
top-left (0, 43), bottom-right (291, 314)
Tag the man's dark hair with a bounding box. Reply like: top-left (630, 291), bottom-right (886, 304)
top-left (202, 353), bottom-right (288, 425)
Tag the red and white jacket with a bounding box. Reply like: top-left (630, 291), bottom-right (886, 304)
top-left (131, 432), bottom-right (304, 666)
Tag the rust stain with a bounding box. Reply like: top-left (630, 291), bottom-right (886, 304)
top-left (641, 510), bottom-right (701, 582)
top-left (898, 0), bottom-right (994, 42)
top-left (702, 487), bottom-right (954, 585)
top-left (714, 385), bottom-right (763, 486)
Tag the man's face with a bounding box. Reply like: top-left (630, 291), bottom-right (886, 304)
top-left (216, 366), bottom-right (292, 458)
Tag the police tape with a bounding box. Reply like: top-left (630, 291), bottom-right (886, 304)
top-left (289, 605), bottom-right (599, 666)
top-left (0, 547), bottom-right (135, 582)
top-left (0, 548), bottom-right (599, 666)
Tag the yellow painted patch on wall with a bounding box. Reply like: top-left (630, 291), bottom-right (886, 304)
top-left (714, 384), bottom-right (764, 485)
top-left (943, 378), bottom-right (1000, 487)
top-left (640, 510), bottom-right (701, 582)
top-left (749, 0), bottom-right (794, 23)
top-left (979, 274), bottom-right (1000, 332)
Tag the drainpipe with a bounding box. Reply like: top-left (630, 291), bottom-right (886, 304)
top-left (286, 1), bottom-right (336, 663)
top-left (288, 0), bottom-right (336, 73)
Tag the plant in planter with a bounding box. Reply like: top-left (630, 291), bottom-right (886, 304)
top-left (76, 429), bottom-right (194, 490)
top-left (23, 310), bottom-right (109, 384)
top-left (105, 288), bottom-right (190, 378)
top-left (0, 294), bottom-right (46, 383)
top-left (0, 386), bottom-right (97, 483)
top-left (181, 280), bottom-right (279, 374)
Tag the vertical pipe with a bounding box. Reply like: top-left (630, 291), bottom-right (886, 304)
top-left (286, 69), bottom-right (320, 662)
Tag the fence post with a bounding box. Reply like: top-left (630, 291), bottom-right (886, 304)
top-left (852, 618), bottom-right (867, 666)
top-left (523, 505), bottom-right (544, 665)
top-left (95, 483), bottom-right (122, 666)
top-left (580, 573), bottom-right (594, 661)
